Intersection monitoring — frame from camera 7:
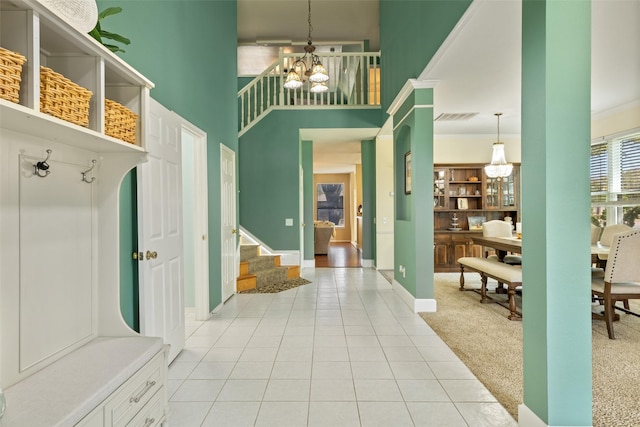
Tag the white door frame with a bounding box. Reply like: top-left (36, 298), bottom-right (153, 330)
top-left (180, 121), bottom-right (209, 321)
top-left (220, 144), bottom-right (237, 303)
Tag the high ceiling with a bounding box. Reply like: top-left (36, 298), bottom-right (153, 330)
top-left (238, 0), bottom-right (640, 172)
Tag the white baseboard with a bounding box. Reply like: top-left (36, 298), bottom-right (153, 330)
top-left (276, 250), bottom-right (300, 266)
top-left (518, 404), bottom-right (591, 427)
top-left (302, 259), bottom-right (316, 268)
top-left (362, 259), bottom-right (374, 267)
top-left (392, 279), bottom-right (437, 313)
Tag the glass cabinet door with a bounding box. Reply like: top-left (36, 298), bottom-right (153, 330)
top-left (433, 169), bottom-right (446, 208)
top-left (486, 178), bottom-right (500, 208)
top-left (484, 167), bottom-right (519, 209)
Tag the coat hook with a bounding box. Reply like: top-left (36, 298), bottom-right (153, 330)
top-left (81, 159), bottom-right (97, 183)
top-left (34, 149), bottom-right (52, 178)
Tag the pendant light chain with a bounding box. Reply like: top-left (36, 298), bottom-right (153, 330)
top-left (307, 0), bottom-right (313, 45)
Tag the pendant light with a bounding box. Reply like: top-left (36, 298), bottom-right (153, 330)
top-left (484, 113), bottom-right (513, 180)
top-left (283, 0), bottom-right (329, 90)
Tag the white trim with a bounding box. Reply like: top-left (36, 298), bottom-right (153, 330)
top-left (415, 298), bottom-right (437, 313)
top-left (393, 105), bottom-right (434, 132)
top-left (517, 404), bottom-right (592, 427)
top-left (362, 259), bottom-right (374, 268)
top-left (179, 119), bottom-right (210, 322)
top-left (239, 227), bottom-right (301, 266)
top-left (386, 79), bottom-right (439, 117)
top-left (302, 259), bottom-right (316, 268)
top-left (276, 250), bottom-right (301, 266)
top-left (392, 280), bottom-right (437, 313)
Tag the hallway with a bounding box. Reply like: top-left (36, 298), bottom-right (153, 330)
top-left (314, 242), bottom-right (362, 268)
top-left (168, 268), bottom-right (516, 426)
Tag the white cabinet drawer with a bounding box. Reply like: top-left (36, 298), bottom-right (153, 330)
top-left (126, 387), bottom-right (165, 427)
top-left (106, 352), bottom-right (165, 427)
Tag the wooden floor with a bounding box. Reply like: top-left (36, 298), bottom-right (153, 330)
top-left (314, 242), bottom-right (362, 268)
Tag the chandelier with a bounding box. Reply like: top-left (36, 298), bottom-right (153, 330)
top-left (484, 113), bottom-right (513, 180)
top-left (283, 0), bottom-right (329, 93)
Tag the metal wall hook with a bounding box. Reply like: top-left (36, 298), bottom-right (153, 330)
top-left (81, 159), bottom-right (97, 183)
top-left (34, 149), bottom-right (52, 178)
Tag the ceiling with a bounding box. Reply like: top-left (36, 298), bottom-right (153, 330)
top-left (238, 0), bottom-right (640, 172)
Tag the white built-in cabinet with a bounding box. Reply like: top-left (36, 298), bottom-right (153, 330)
top-left (0, 1), bottom-right (168, 425)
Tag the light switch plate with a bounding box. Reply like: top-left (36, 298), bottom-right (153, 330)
top-left (285, 218), bottom-right (293, 226)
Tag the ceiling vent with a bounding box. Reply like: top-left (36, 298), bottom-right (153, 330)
top-left (434, 113), bottom-right (479, 121)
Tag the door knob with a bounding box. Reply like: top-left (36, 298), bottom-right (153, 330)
top-left (231, 229), bottom-right (237, 234)
top-left (146, 250), bottom-right (158, 260)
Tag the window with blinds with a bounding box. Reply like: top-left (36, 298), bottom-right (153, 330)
top-left (620, 136), bottom-right (640, 201)
top-left (591, 132), bottom-right (640, 227)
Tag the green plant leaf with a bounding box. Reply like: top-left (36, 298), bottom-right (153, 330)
top-left (103, 44), bottom-right (125, 53)
top-left (100, 30), bottom-right (130, 45)
top-left (98, 7), bottom-right (123, 20)
top-left (88, 27), bottom-right (102, 43)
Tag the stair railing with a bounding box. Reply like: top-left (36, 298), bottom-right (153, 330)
top-left (238, 49), bottom-right (381, 136)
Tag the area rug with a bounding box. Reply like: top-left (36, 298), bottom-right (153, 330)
top-left (420, 273), bottom-right (640, 426)
top-left (238, 277), bottom-right (311, 294)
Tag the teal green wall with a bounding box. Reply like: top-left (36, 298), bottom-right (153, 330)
top-left (239, 109), bottom-right (381, 250)
top-left (99, 0), bottom-right (238, 314)
top-left (118, 169), bottom-right (139, 332)
top-left (521, 1), bottom-right (592, 424)
top-left (361, 140), bottom-right (376, 260)
top-left (301, 141), bottom-right (315, 260)
top-left (379, 0), bottom-right (471, 113)
top-left (393, 88), bottom-right (434, 300)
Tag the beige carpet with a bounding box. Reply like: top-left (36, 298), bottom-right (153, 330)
top-left (420, 273), bottom-right (640, 426)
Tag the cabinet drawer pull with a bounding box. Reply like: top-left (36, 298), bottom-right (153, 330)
top-left (143, 417), bottom-right (156, 427)
top-left (129, 380), bottom-right (156, 403)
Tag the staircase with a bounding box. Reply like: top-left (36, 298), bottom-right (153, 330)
top-left (238, 49), bottom-right (381, 136)
top-left (237, 244), bottom-right (301, 292)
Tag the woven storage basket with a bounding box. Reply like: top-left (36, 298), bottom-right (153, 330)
top-left (0, 47), bottom-right (27, 104)
top-left (40, 66), bottom-right (92, 127)
top-left (105, 99), bottom-right (138, 144)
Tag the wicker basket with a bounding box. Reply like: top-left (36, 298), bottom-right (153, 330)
top-left (0, 47), bottom-right (27, 104)
top-left (105, 99), bottom-right (138, 144)
top-left (40, 66), bottom-right (92, 127)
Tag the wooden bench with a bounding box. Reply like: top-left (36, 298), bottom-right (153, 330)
top-left (458, 257), bottom-right (523, 320)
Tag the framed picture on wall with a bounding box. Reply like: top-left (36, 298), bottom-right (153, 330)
top-left (457, 198), bottom-right (469, 210)
top-left (404, 151), bottom-right (412, 194)
top-left (468, 216), bottom-right (486, 230)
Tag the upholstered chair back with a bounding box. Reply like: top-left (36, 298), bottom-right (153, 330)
top-left (591, 224), bottom-right (602, 245)
top-left (482, 220), bottom-right (512, 238)
top-left (604, 229), bottom-right (640, 283)
top-left (599, 223), bottom-right (631, 246)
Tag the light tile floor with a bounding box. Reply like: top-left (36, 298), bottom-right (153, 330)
top-left (169, 268), bottom-right (517, 427)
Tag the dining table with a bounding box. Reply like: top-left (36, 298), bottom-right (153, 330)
top-left (471, 235), bottom-right (611, 263)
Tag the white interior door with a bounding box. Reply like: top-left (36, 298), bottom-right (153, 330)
top-left (182, 123), bottom-right (209, 321)
top-left (138, 98), bottom-right (185, 363)
top-left (220, 144), bottom-right (237, 302)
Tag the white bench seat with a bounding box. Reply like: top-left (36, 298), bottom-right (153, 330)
top-left (458, 257), bottom-right (523, 320)
top-left (3, 336), bottom-right (165, 427)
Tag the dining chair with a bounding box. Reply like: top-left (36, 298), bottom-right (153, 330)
top-left (591, 223), bottom-right (602, 245)
top-left (482, 220), bottom-right (522, 265)
top-left (591, 228), bottom-right (640, 339)
top-left (599, 223), bottom-right (631, 246)
top-left (595, 223), bottom-right (631, 268)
